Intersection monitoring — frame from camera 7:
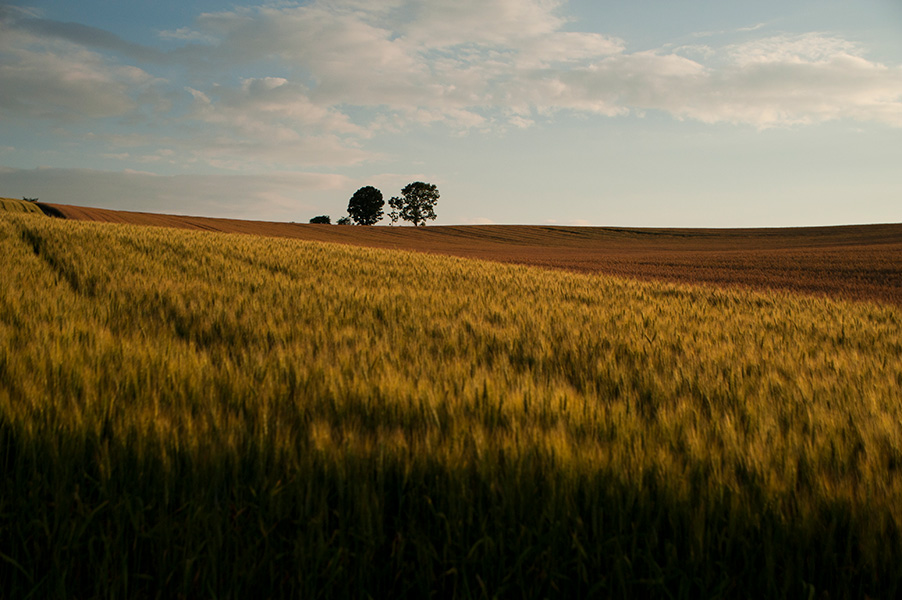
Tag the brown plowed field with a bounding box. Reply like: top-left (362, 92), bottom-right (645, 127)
top-left (42, 203), bottom-right (902, 306)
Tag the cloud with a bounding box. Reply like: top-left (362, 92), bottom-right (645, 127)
top-left (658, 34), bottom-right (902, 127)
top-left (691, 22), bottom-right (770, 40)
top-left (166, 4), bottom-right (902, 129)
top-left (17, 18), bottom-right (164, 62)
top-left (166, 1), bottom-right (624, 115)
top-left (724, 32), bottom-right (858, 66)
top-left (158, 27), bottom-right (215, 43)
top-left (180, 77), bottom-right (377, 168)
top-left (189, 77), bottom-right (365, 137)
top-left (3, 0), bottom-right (902, 181)
top-left (502, 33), bottom-right (902, 128)
top-left (0, 12), bottom-right (161, 121)
top-left (401, 0), bottom-right (567, 47)
top-left (516, 31), bottom-right (624, 68)
top-left (190, 132), bottom-right (375, 171)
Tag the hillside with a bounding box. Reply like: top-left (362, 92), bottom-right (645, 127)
top-left (2, 211), bottom-right (901, 598)
top-left (0, 197), bottom-right (44, 214)
top-left (43, 202), bottom-right (902, 305)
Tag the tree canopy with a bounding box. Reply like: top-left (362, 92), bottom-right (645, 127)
top-left (347, 186), bottom-right (384, 226)
top-left (389, 182), bottom-right (439, 227)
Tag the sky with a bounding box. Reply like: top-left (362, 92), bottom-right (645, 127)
top-left (1, 0), bottom-right (901, 227)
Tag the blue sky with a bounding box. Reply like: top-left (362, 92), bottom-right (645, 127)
top-left (1, 0), bottom-right (901, 226)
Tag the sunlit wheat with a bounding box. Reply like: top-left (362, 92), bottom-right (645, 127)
top-left (1, 211), bottom-right (900, 598)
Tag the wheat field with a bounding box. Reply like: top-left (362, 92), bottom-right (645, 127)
top-left (0, 197), bottom-right (43, 215)
top-left (1, 209), bottom-right (901, 598)
top-left (46, 201), bottom-right (902, 305)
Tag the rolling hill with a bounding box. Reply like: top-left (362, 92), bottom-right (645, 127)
top-left (39, 202), bottom-right (902, 305)
top-left (2, 210), bottom-right (900, 598)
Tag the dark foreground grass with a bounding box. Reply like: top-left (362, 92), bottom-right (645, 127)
top-left (4, 426), bottom-right (897, 599)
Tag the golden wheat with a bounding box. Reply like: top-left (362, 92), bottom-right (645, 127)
top-left (1, 212), bottom-right (900, 598)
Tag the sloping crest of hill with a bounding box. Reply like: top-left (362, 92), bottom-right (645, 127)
top-left (0, 197), bottom-right (44, 214)
top-left (38, 202), bottom-right (902, 306)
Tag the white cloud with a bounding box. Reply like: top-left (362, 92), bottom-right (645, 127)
top-left (4, 0), bottom-right (902, 183)
top-left (497, 33), bottom-right (902, 128)
top-left (516, 31), bottom-right (624, 68)
top-left (660, 35), bottom-right (902, 127)
top-left (103, 148), bottom-right (178, 164)
top-left (191, 77), bottom-right (365, 137)
top-left (507, 114), bottom-right (535, 128)
top-left (0, 25), bottom-right (158, 120)
top-left (170, 4), bottom-right (902, 130)
top-left (190, 4), bottom-right (429, 106)
top-left (402, 0), bottom-right (567, 48)
top-left (178, 76), bottom-right (378, 167)
top-left (158, 27), bottom-right (215, 43)
top-left (691, 22), bottom-right (770, 40)
top-left (171, 1), bottom-right (624, 118)
top-left (725, 32), bottom-right (859, 66)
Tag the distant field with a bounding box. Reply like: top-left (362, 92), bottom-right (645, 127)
top-left (44, 202), bottom-right (902, 305)
top-left (0, 197), bottom-right (44, 214)
top-left (2, 211), bottom-right (901, 598)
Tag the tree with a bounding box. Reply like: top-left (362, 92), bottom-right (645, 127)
top-left (309, 215), bottom-right (331, 224)
top-left (347, 186), bottom-right (384, 225)
top-left (337, 216), bottom-right (352, 225)
top-left (389, 182), bottom-right (439, 227)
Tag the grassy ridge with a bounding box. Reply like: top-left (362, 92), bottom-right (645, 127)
top-left (47, 201), bottom-right (902, 306)
top-left (1, 213), bottom-right (901, 598)
top-left (0, 197), bottom-right (43, 214)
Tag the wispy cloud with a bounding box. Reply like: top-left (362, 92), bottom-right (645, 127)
top-left (0, 30), bottom-right (157, 120)
top-left (691, 21), bottom-right (770, 39)
top-left (3, 0), bottom-right (902, 173)
top-left (157, 27), bottom-right (215, 43)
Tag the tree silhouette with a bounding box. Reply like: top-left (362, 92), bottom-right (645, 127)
top-left (347, 186), bottom-right (384, 225)
top-left (389, 182), bottom-right (439, 226)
